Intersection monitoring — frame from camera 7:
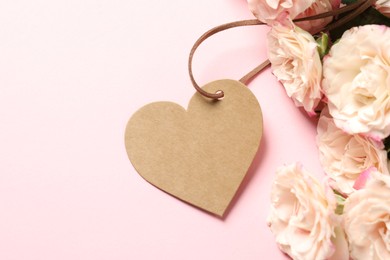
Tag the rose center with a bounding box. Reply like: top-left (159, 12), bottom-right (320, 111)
top-left (352, 62), bottom-right (387, 106)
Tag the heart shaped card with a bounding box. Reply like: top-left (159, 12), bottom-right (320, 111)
top-left (125, 79), bottom-right (263, 216)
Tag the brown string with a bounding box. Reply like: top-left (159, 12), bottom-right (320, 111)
top-left (188, 20), bottom-right (264, 99)
top-left (189, 0), bottom-right (370, 99)
top-left (322, 0), bottom-right (375, 32)
top-left (294, 0), bottom-right (366, 24)
top-left (239, 59), bottom-right (271, 85)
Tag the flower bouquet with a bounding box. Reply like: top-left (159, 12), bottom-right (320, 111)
top-left (247, 0), bottom-right (390, 259)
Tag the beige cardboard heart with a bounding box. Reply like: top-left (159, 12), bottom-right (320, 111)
top-left (125, 79), bottom-right (263, 216)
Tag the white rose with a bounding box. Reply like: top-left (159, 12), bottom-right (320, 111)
top-left (344, 171), bottom-right (390, 260)
top-left (267, 163), bottom-right (344, 259)
top-left (322, 25), bottom-right (390, 140)
top-left (317, 110), bottom-right (389, 195)
top-left (268, 20), bottom-right (323, 114)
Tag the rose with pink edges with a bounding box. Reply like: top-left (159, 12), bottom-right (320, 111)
top-left (344, 171), bottom-right (390, 260)
top-left (267, 163), bottom-right (348, 260)
top-left (322, 24), bottom-right (390, 140)
top-left (317, 110), bottom-right (389, 195)
top-left (267, 19), bottom-right (323, 114)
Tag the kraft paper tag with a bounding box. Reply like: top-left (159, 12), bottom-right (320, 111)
top-left (125, 79), bottom-right (263, 216)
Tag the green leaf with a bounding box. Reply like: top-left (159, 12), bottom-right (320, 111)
top-left (334, 193), bottom-right (346, 215)
top-left (316, 33), bottom-right (329, 59)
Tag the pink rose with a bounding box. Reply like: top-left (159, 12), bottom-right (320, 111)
top-left (267, 163), bottom-right (347, 259)
top-left (317, 110), bottom-right (389, 195)
top-left (268, 20), bottom-right (323, 114)
top-left (343, 171), bottom-right (390, 260)
top-left (322, 25), bottom-right (390, 140)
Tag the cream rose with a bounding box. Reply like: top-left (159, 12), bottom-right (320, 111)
top-left (322, 25), bottom-right (390, 140)
top-left (375, 0), bottom-right (390, 17)
top-left (247, 0), bottom-right (314, 24)
top-left (317, 110), bottom-right (389, 195)
top-left (344, 171), bottom-right (390, 260)
top-left (268, 20), bottom-right (323, 114)
top-left (267, 163), bottom-right (341, 260)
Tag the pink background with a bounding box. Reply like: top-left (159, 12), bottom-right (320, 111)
top-left (0, 0), bottom-right (323, 259)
